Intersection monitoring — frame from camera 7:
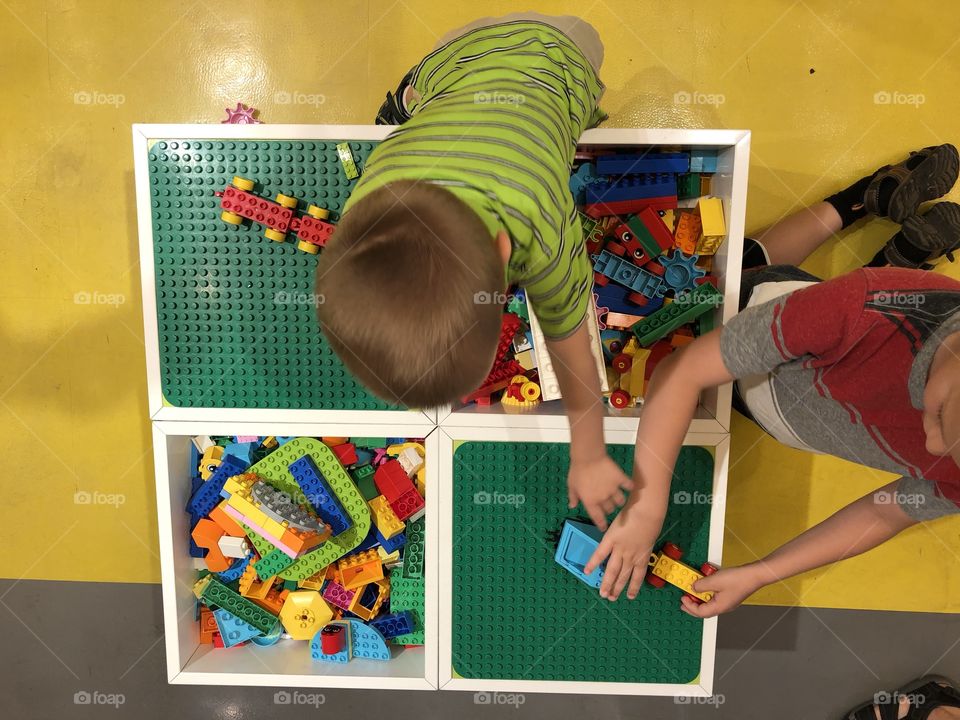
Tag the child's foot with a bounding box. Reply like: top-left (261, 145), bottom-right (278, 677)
top-left (865, 144), bottom-right (959, 223)
top-left (842, 676), bottom-right (960, 719)
top-left (874, 201), bottom-right (960, 268)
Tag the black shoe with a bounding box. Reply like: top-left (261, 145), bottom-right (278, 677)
top-left (375, 69), bottom-right (415, 125)
top-left (879, 202), bottom-right (960, 269)
top-left (864, 144), bottom-right (959, 223)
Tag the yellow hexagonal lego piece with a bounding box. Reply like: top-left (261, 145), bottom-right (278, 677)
top-left (279, 590), bottom-right (334, 640)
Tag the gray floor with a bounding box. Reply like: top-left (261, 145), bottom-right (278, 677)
top-left (2, 578), bottom-right (957, 719)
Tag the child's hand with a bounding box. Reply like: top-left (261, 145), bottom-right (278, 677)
top-left (679, 565), bottom-right (765, 618)
top-left (583, 500), bottom-right (663, 601)
top-left (567, 454), bottom-right (633, 530)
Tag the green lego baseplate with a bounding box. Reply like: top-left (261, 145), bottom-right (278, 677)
top-left (244, 438), bottom-right (371, 580)
top-left (389, 575), bottom-right (425, 645)
top-left (451, 441), bottom-right (714, 683)
top-left (254, 547), bottom-right (295, 580)
top-left (147, 138), bottom-right (397, 410)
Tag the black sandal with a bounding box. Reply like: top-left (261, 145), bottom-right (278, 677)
top-left (843, 675), bottom-right (960, 720)
top-left (864, 144), bottom-right (959, 223)
top-left (878, 201), bottom-right (960, 269)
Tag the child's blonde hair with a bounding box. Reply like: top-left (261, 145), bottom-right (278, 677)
top-left (316, 181), bottom-right (505, 408)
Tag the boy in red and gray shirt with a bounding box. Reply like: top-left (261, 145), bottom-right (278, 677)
top-left (584, 143), bottom-right (960, 615)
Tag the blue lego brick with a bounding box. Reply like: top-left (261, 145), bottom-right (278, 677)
top-left (347, 619), bottom-right (391, 661)
top-left (554, 520), bottom-right (606, 589)
top-left (376, 527), bottom-right (406, 553)
top-left (585, 174), bottom-right (677, 205)
top-left (569, 162), bottom-right (599, 203)
top-left (213, 607), bottom-right (266, 648)
top-left (216, 554), bottom-right (252, 583)
top-left (386, 437), bottom-right (406, 445)
top-left (593, 251), bottom-right (666, 299)
top-left (594, 282), bottom-right (666, 317)
top-left (370, 610), bottom-right (414, 639)
top-left (596, 152), bottom-right (689, 175)
top-left (288, 455), bottom-right (352, 535)
top-left (187, 454), bottom-right (248, 517)
top-left (188, 474), bottom-right (206, 557)
top-left (223, 441), bottom-right (257, 465)
top-left (689, 149), bottom-right (718, 173)
top-left (353, 448), bottom-right (374, 467)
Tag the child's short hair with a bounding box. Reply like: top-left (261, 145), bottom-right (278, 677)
top-left (316, 180), bottom-right (505, 408)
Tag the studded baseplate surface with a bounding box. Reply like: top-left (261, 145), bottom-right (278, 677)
top-left (244, 438), bottom-right (371, 580)
top-left (389, 575), bottom-right (425, 645)
top-left (451, 442), bottom-right (714, 683)
top-left (147, 138), bottom-right (393, 410)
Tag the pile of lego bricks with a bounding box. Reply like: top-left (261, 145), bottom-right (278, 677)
top-left (460, 148), bottom-right (726, 410)
top-left (186, 435), bottom-right (426, 662)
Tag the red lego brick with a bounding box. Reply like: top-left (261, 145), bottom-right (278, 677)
top-left (220, 186), bottom-right (294, 230)
top-left (637, 206), bottom-right (675, 255)
top-left (295, 215), bottom-right (336, 248)
top-left (332, 442), bottom-right (358, 466)
top-left (390, 488), bottom-right (425, 521)
top-left (583, 194), bottom-right (677, 219)
top-left (374, 459), bottom-right (414, 503)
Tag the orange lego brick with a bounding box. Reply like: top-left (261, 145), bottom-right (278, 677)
top-left (251, 588), bottom-right (287, 615)
top-left (674, 210), bottom-right (702, 256)
top-left (337, 549), bottom-right (384, 590)
top-left (348, 577), bottom-right (390, 621)
top-left (199, 606), bottom-right (218, 644)
top-left (278, 524), bottom-right (330, 556)
top-left (209, 502), bottom-right (247, 537)
top-left (191, 519), bottom-right (231, 572)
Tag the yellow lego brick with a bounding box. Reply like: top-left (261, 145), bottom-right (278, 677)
top-left (697, 197), bottom-right (725, 240)
top-left (650, 554), bottom-right (713, 602)
top-left (416, 466), bottom-right (425, 497)
top-left (696, 234), bottom-right (724, 255)
top-left (659, 208), bottom-right (676, 231)
top-left (192, 575), bottom-right (211, 599)
top-left (377, 546), bottom-right (401, 565)
top-left (279, 590), bottom-right (333, 640)
top-left (515, 348), bottom-right (535, 371)
top-left (226, 493), bottom-right (270, 529)
top-left (337, 549), bottom-right (384, 590)
top-left (297, 570), bottom-right (327, 590)
top-left (238, 563), bottom-right (258, 596)
top-left (368, 496), bottom-right (404, 540)
top-left (347, 577), bottom-right (390, 621)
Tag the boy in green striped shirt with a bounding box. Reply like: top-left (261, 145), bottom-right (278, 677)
top-left (317, 14), bottom-right (632, 528)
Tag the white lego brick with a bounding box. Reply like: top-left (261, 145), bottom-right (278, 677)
top-left (397, 447), bottom-right (424, 476)
top-left (526, 295), bottom-right (609, 402)
top-left (191, 435), bottom-right (214, 452)
top-left (217, 536), bottom-right (250, 558)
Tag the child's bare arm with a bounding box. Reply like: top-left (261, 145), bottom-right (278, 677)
top-left (585, 329), bottom-right (734, 600)
top-left (683, 480), bottom-right (917, 618)
top-left (546, 321), bottom-right (633, 530)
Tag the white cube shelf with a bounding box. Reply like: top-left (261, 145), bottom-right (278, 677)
top-left (438, 424), bottom-right (730, 696)
top-left (137, 124), bottom-right (747, 696)
top-left (151, 421), bottom-right (438, 690)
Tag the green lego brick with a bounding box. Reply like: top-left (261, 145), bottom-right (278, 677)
top-left (147, 138), bottom-right (394, 410)
top-left (451, 441), bottom-right (713, 683)
top-left (245, 438), bottom-right (370, 580)
top-left (198, 576), bottom-right (279, 635)
top-left (390, 576), bottom-right (425, 645)
top-left (677, 173), bottom-right (701, 200)
top-left (351, 464), bottom-right (378, 501)
top-left (254, 548), bottom-right (296, 580)
top-left (351, 437), bottom-right (387, 448)
top-left (631, 283), bottom-right (723, 346)
top-left (401, 516), bottom-right (425, 580)
top-left (696, 307), bottom-right (716, 336)
top-left (336, 141), bottom-right (360, 180)
top-left (625, 214), bottom-right (664, 261)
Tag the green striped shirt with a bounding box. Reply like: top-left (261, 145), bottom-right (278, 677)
top-left (344, 21), bottom-right (605, 338)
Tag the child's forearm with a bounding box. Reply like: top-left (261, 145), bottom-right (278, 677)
top-left (631, 330), bottom-right (733, 509)
top-left (545, 321), bottom-right (605, 461)
top-left (747, 481), bottom-right (917, 588)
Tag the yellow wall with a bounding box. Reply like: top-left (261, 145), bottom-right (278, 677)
top-left (1, 1), bottom-right (958, 610)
